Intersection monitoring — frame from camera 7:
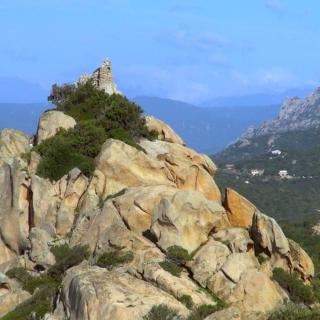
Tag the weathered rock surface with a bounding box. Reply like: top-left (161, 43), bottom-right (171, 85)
top-left (187, 239), bottom-right (230, 287)
top-left (288, 239), bottom-right (314, 281)
top-left (112, 185), bottom-right (177, 233)
top-left (224, 188), bottom-right (256, 228)
top-left (145, 116), bottom-right (185, 145)
top-left (251, 211), bottom-right (291, 270)
top-left (55, 264), bottom-right (189, 320)
top-left (36, 110), bottom-right (76, 144)
top-left (0, 129), bottom-right (30, 163)
top-left (140, 139), bottom-right (220, 202)
top-left (212, 228), bottom-right (254, 253)
top-left (151, 190), bottom-right (229, 252)
top-left (29, 227), bottom-right (56, 267)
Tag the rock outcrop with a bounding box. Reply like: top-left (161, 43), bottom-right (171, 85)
top-left (145, 116), bottom-right (185, 145)
top-left (36, 110), bottom-right (76, 144)
top-left (0, 103), bottom-right (314, 319)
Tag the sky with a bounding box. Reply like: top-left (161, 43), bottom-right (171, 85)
top-left (1, 0), bottom-right (320, 103)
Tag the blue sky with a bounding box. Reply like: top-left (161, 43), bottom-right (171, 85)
top-left (1, 0), bottom-right (320, 103)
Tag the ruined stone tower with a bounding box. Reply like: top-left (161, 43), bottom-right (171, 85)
top-left (78, 59), bottom-right (121, 95)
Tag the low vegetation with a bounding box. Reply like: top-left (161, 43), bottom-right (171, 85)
top-left (2, 244), bottom-right (89, 320)
top-left (272, 268), bottom-right (317, 305)
top-left (178, 295), bottom-right (193, 309)
top-left (268, 303), bottom-right (320, 320)
top-left (159, 259), bottom-right (183, 277)
top-left (143, 304), bottom-right (180, 320)
top-left (95, 250), bottom-right (134, 269)
top-left (159, 245), bottom-right (192, 277)
top-left (35, 81), bottom-right (155, 181)
top-left (187, 304), bottom-right (224, 320)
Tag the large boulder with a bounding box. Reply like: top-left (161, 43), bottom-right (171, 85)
top-left (31, 168), bottom-right (88, 237)
top-left (94, 139), bottom-right (175, 199)
top-left (0, 159), bottom-right (30, 256)
top-left (212, 228), bottom-right (254, 253)
top-left (187, 239), bottom-right (230, 287)
top-left (54, 264), bottom-right (189, 320)
top-left (288, 239), bottom-right (314, 281)
top-left (94, 139), bottom-right (220, 203)
top-left (224, 188), bottom-right (256, 229)
top-left (140, 139), bottom-right (220, 202)
top-left (145, 116), bottom-right (185, 145)
top-left (36, 110), bottom-right (76, 144)
top-left (251, 211), bottom-right (290, 270)
top-left (0, 129), bottom-right (30, 163)
top-left (151, 190), bottom-right (229, 253)
top-left (29, 227), bottom-right (56, 268)
top-left (112, 185), bottom-right (178, 233)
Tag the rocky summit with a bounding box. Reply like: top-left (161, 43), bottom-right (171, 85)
top-left (242, 87), bottom-right (320, 140)
top-left (0, 65), bottom-right (316, 320)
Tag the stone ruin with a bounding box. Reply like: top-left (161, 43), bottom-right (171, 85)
top-left (78, 59), bottom-right (121, 95)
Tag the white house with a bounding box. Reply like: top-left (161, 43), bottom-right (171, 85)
top-left (279, 170), bottom-right (288, 178)
top-left (251, 169), bottom-right (264, 177)
top-left (271, 149), bottom-right (282, 155)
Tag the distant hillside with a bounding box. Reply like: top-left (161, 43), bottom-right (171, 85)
top-left (0, 103), bottom-right (48, 135)
top-left (202, 88), bottom-right (310, 107)
top-left (135, 96), bottom-right (279, 153)
top-left (214, 127), bottom-right (320, 221)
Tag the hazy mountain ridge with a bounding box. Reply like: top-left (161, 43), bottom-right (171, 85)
top-left (134, 96), bottom-right (279, 153)
top-left (0, 98), bottom-right (279, 153)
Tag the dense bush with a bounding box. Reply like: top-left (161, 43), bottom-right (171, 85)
top-left (272, 268), bottom-right (317, 304)
top-left (48, 244), bottom-right (90, 277)
top-left (159, 260), bottom-right (183, 277)
top-left (3, 271), bottom-right (60, 320)
top-left (96, 250), bottom-right (134, 269)
top-left (268, 303), bottom-right (320, 320)
top-left (187, 304), bottom-right (223, 320)
top-left (35, 81), bottom-right (155, 181)
top-left (143, 304), bottom-right (180, 320)
top-left (166, 246), bottom-right (192, 265)
top-left (6, 268), bottom-right (33, 287)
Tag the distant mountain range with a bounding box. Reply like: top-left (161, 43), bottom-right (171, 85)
top-left (0, 103), bottom-right (49, 135)
top-left (134, 96), bottom-right (279, 153)
top-left (201, 88), bottom-right (311, 107)
top-left (0, 97), bottom-right (279, 153)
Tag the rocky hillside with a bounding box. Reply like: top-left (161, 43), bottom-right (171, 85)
top-left (241, 86), bottom-right (320, 140)
top-left (0, 74), bottom-right (317, 320)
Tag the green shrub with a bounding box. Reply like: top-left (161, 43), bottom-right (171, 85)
top-left (6, 268), bottom-right (33, 287)
top-left (35, 133), bottom-right (94, 181)
top-left (96, 250), bottom-right (134, 269)
top-left (166, 245), bottom-right (192, 265)
top-left (50, 243), bottom-right (73, 263)
top-left (257, 255), bottom-right (267, 265)
top-left (143, 304), bottom-right (180, 320)
top-left (268, 303), bottom-right (320, 320)
top-left (178, 294), bottom-right (193, 309)
top-left (159, 260), bottom-right (183, 277)
top-left (187, 304), bottom-right (222, 320)
top-left (37, 81), bottom-right (155, 181)
top-left (48, 244), bottom-right (90, 277)
top-left (272, 268), bottom-right (316, 304)
top-left (22, 275), bottom-right (60, 294)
